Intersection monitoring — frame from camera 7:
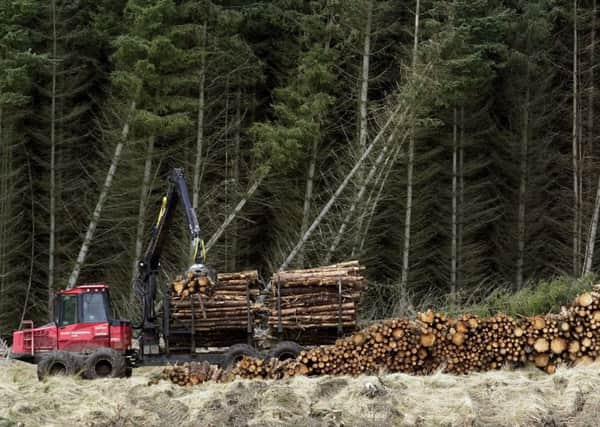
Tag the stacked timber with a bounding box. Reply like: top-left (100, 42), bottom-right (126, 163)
top-left (232, 288), bottom-right (600, 379)
top-left (151, 361), bottom-right (226, 386)
top-left (268, 261), bottom-right (367, 342)
top-left (168, 270), bottom-right (259, 347)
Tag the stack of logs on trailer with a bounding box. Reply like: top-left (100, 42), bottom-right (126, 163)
top-left (168, 270), bottom-right (260, 348)
top-left (269, 261), bottom-right (367, 344)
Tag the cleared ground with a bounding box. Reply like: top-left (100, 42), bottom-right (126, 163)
top-left (1, 359), bottom-right (600, 427)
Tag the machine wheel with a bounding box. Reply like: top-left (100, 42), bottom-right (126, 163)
top-left (223, 344), bottom-right (259, 368)
top-left (268, 341), bottom-right (304, 361)
top-left (37, 351), bottom-right (79, 380)
top-left (83, 348), bottom-right (127, 379)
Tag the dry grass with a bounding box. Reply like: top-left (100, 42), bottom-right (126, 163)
top-left (1, 359), bottom-right (600, 427)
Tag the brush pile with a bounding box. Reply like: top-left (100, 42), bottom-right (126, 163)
top-left (268, 261), bottom-right (367, 343)
top-left (233, 288), bottom-right (600, 379)
top-left (168, 270), bottom-right (259, 347)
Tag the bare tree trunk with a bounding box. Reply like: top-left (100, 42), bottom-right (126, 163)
top-left (516, 74), bottom-right (530, 288)
top-left (297, 137), bottom-right (318, 267)
top-left (0, 107), bottom-right (5, 302)
top-left (205, 169), bottom-right (268, 253)
top-left (584, 176), bottom-right (600, 275)
top-left (573, 0), bottom-right (581, 275)
top-left (131, 136), bottom-right (155, 282)
top-left (451, 108), bottom-right (458, 299)
top-left (279, 101), bottom-right (407, 272)
top-left (357, 143), bottom-right (404, 255)
top-left (354, 0), bottom-right (373, 249)
top-left (231, 88), bottom-right (242, 271)
top-left (583, 0), bottom-right (597, 276)
top-left (357, 0), bottom-right (373, 175)
top-left (67, 101), bottom-right (136, 289)
top-left (458, 107), bottom-right (464, 288)
top-left (20, 158), bottom-right (36, 327)
top-left (400, 0), bottom-right (420, 291)
top-left (325, 128), bottom-right (407, 263)
top-left (192, 23), bottom-right (207, 213)
top-left (48, 0), bottom-right (58, 316)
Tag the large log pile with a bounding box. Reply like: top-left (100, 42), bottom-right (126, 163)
top-left (168, 270), bottom-right (259, 348)
top-left (268, 261), bottom-right (367, 343)
top-left (233, 288), bottom-right (600, 379)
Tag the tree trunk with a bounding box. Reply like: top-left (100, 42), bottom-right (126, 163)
top-left (457, 106), bottom-right (465, 289)
top-left (451, 108), bottom-right (458, 299)
top-left (0, 106), bottom-right (4, 302)
top-left (357, 143), bottom-right (403, 255)
top-left (192, 23), bottom-right (207, 213)
top-left (354, 0), bottom-right (373, 251)
top-left (131, 136), bottom-right (155, 282)
top-left (583, 176), bottom-right (600, 275)
top-left (48, 0), bottom-right (58, 316)
top-left (325, 128), bottom-right (406, 263)
top-left (67, 101), bottom-right (136, 288)
top-left (516, 75), bottom-right (530, 288)
top-left (231, 88), bottom-right (242, 271)
top-left (205, 169), bottom-right (268, 253)
top-left (573, 0), bottom-right (581, 275)
top-left (400, 0), bottom-right (420, 291)
top-left (297, 136), bottom-right (318, 267)
top-left (279, 101), bottom-right (407, 272)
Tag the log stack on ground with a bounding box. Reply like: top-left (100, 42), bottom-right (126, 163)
top-left (232, 287), bottom-right (600, 380)
top-left (269, 261), bottom-right (367, 344)
top-left (168, 270), bottom-right (260, 348)
top-left (151, 361), bottom-right (227, 386)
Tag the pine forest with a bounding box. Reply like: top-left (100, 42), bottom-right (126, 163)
top-left (1, 0), bottom-right (599, 335)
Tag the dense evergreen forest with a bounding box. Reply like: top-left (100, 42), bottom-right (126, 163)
top-left (1, 0), bottom-right (599, 335)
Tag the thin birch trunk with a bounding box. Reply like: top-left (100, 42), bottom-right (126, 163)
top-left (325, 128), bottom-right (406, 263)
top-left (67, 101), bottom-right (136, 289)
top-left (205, 169), bottom-right (268, 253)
top-left (516, 70), bottom-right (530, 288)
top-left (279, 102), bottom-right (407, 272)
top-left (131, 136), bottom-right (155, 282)
top-left (192, 23), bottom-right (207, 213)
top-left (573, 0), bottom-right (581, 275)
top-left (48, 0), bottom-right (57, 315)
top-left (584, 176), bottom-right (600, 275)
top-left (400, 0), bottom-right (420, 290)
top-left (451, 108), bottom-right (458, 299)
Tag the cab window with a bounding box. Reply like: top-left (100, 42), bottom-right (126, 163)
top-left (60, 295), bottom-right (78, 326)
top-left (83, 292), bottom-right (108, 323)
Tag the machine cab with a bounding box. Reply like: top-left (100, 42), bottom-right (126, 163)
top-left (12, 283), bottom-right (132, 357)
top-left (54, 284), bottom-right (131, 352)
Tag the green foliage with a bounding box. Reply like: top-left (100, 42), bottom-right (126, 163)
top-left (462, 276), bottom-right (595, 317)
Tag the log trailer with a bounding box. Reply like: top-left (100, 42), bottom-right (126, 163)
top-left (10, 168), bottom-right (358, 380)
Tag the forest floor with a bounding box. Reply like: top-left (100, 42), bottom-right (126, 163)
top-left (1, 359), bottom-right (600, 427)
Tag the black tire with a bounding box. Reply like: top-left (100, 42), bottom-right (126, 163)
top-left (83, 348), bottom-right (127, 379)
top-left (37, 351), bottom-right (79, 380)
top-left (223, 343), bottom-right (259, 368)
top-left (268, 341), bottom-right (304, 361)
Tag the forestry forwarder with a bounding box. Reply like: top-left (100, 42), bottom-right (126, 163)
top-left (10, 168), bottom-right (279, 380)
